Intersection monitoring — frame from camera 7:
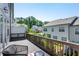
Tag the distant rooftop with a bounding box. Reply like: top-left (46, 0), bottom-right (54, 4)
top-left (44, 16), bottom-right (78, 27)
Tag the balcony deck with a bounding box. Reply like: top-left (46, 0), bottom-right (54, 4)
top-left (2, 39), bottom-right (49, 56)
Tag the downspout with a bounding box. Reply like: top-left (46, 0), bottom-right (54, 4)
top-left (2, 9), bottom-right (6, 49)
top-left (9, 3), bottom-right (14, 42)
top-left (68, 24), bottom-right (70, 42)
top-left (9, 3), bottom-right (11, 42)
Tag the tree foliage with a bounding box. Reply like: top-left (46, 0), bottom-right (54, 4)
top-left (16, 16), bottom-right (44, 29)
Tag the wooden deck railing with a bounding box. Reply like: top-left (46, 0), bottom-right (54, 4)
top-left (26, 34), bottom-right (79, 56)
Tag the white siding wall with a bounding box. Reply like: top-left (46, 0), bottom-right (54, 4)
top-left (43, 25), bottom-right (69, 41)
top-left (11, 26), bottom-right (26, 33)
top-left (0, 3), bottom-right (10, 44)
top-left (70, 26), bottom-right (79, 43)
top-left (0, 3), bottom-right (14, 44)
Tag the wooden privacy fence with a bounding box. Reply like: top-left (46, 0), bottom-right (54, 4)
top-left (26, 34), bottom-right (79, 56)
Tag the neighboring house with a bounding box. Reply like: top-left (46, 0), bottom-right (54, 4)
top-left (32, 25), bottom-right (43, 32)
top-left (32, 25), bottom-right (38, 32)
top-left (43, 16), bottom-right (79, 43)
top-left (0, 3), bottom-right (14, 48)
top-left (37, 27), bottom-right (43, 32)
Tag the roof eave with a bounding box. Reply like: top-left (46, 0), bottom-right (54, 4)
top-left (44, 23), bottom-right (70, 27)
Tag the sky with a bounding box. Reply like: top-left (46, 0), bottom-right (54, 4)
top-left (14, 3), bottom-right (79, 22)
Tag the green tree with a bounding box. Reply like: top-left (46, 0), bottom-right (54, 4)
top-left (38, 20), bottom-right (44, 26)
top-left (16, 16), bottom-right (44, 29)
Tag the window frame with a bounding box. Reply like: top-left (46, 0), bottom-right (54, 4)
top-left (53, 36), bottom-right (57, 39)
top-left (61, 37), bottom-right (67, 41)
top-left (75, 28), bottom-right (79, 35)
top-left (59, 27), bottom-right (65, 32)
top-left (43, 28), bottom-right (47, 31)
top-left (52, 28), bottom-right (54, 32)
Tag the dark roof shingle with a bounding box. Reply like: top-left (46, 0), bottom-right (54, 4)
top-left (44, 16), bottom-right (78, 26)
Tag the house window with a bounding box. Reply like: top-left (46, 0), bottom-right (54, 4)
top-left (47, 34), bottom-right (51, 38)
top-left (61, 37), bottom-right (67, 41)
top-left (43, 28), bottom-right (47, 31)
top-left (59, 27), bottom-right (65, 32)
top-left (52, 28), bottom-right (54, 32)
top-left (53, 36), bottom-right (57, 39)
top-left (75, 28), bottom-right (79, 34)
